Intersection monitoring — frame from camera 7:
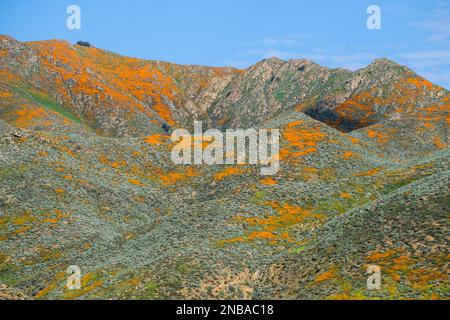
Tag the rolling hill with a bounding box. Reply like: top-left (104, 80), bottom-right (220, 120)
top-left (0, 35), bottom-right (448, 300)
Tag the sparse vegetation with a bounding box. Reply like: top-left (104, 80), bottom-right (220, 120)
top-left (0, 35), bottom-right (448, 300)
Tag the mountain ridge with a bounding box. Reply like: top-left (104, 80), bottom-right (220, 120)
top-left (2, 35), bottom-right (448, 136)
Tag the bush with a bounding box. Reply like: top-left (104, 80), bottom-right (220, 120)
top-left (76, 41), bottom-right (91, 48)
top-left (162, 123), bottom-right (171, 133)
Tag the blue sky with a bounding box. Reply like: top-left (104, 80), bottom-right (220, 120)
top-left (0, 0), bottom-right (449, 88)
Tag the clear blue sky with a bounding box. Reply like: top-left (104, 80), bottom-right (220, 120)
top-left (0, 0), bottom-right (449, 88)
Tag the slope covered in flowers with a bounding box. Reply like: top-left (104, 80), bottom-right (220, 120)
top-left (0, 36), bottom-right (448, 300)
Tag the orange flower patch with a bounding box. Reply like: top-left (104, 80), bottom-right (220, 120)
top-left (214, 167), bottom-right (245, 181)
top-left (406, 77), bottom-right (434, 90)
top-left (128, 178), bottom-right (145, 187)
top-left (144, 134), bottom-right (163, 145)
top-left (433, 136), bottom-right (445, 150)
top-left (158, 167), bottom-right (198, 186)
top-left (11, 106), bottom-right (47, 128)
top-left (354, 167), bottom-right (382, 177)
top-left (260, 177), bottom-right (277, 186)
top-left (366, 128), bottom-right (391, 144)
top-left (228, 202), bottom-right (324, 244)
top-left (335, 99), bottom-right (375, 128)
top-left (367, 249), bottom-right (397, 262)
top-left (282, 120), bottom-right (326, 159)
top-left (0, 91), bottom-right (13, 98)
top-left (315, 267), bottom-right (337, 283)
top-left (342, 151), bottom-right (354, 160)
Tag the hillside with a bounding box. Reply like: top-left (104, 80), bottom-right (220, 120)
top-left (0, 35), bottom-right (448, 300)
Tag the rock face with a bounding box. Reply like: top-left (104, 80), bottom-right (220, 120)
top-left (0, 35), bottom-right (449, 300)
top-left (205, 57), bottom-right (350, 129)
